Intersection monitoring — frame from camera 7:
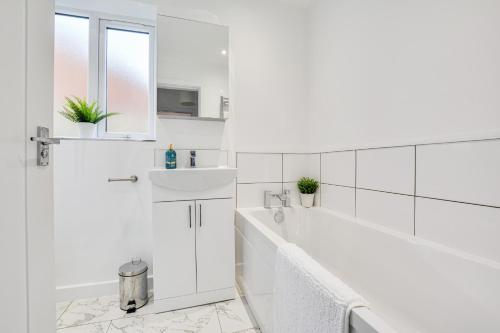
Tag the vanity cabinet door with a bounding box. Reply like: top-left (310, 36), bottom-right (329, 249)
top-left (153, 201), bottom-right (196, 299)
top-left (195, 198), bottom-right (235, 293)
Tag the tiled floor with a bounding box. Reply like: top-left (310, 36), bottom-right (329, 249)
top-left (56, 288), bottom-right (260, 333)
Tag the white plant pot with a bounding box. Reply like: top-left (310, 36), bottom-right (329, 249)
top-left (78, 122), bottom-right (97, 138)
top-left (300, 193), bottom-right (315, 208)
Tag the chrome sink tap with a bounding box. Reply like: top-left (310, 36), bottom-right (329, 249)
top-left (264, 190), bottom-right (290, 208)
top-left (190, 150), bottom-right (196, 168)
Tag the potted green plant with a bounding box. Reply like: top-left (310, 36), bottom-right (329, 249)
top-left (59, 96), bottom-right (118, 138)
top-left (297, 177), bottom-right (319, 208)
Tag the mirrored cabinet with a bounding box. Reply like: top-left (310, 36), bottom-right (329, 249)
top-left (157, 16), bottom-right (229, 121)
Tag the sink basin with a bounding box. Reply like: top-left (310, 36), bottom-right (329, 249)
top-left (149, 167), bottom-right (237, 192)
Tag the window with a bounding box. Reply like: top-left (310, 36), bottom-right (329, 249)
top-left (54, 11), bottom-right (155, 140)
top-left (54, 13), bottom-right (89, 138)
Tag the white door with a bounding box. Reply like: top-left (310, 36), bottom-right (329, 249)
top-left (0, 0), bottom-right (55, 332)
top-left (196, 198), bottom-right (235, 293)
top-left (153, 201), bottom-right (197, 299)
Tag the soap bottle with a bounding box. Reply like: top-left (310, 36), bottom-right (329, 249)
top-left (165, 144), bottom-right (177, 169)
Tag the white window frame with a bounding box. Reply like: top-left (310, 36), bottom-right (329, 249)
top-left (55, 7), bottom-right (156, 141)
top-left (98, 20), bottom-right (156, 140)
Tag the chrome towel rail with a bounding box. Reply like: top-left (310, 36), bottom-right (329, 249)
top-left (108, 175), bottom-right (138, 183)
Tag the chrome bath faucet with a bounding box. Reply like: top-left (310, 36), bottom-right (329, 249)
top-left (264, 190), bottom-right (291, 208)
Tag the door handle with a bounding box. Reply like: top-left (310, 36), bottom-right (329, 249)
top-left (188, 205), bottom-right (192, 228)
top-left (30, 136), bottom-right (61, 145)
top-left (199, 204), bottom-right (202, 227)
top-left (31, 126), bottom-right (60, 166)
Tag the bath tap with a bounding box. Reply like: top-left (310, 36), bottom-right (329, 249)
top-left (264, 190), bottom-right (291, 208)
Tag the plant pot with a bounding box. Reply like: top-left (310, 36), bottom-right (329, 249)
top-left (300, 193), bottom-right (315, 208)
top-left (78, 122), bottom-right (97, 138)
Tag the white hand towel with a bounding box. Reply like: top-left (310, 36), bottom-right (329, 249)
top-left (273, 243), bottom-right (368, 333)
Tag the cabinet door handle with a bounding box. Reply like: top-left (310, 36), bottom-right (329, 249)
top-left (199, 204), bottom-right (202, 227)
top-left (188, 205), bottom-right (192, 228)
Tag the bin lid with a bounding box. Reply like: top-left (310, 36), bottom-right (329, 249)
top-left (119, 258), bottom-right (148, 277)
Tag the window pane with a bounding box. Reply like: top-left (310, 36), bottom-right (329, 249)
top-left (54, 14), bottom-right (89, 137)
top-left (106, 28), bottom-right (150, 134)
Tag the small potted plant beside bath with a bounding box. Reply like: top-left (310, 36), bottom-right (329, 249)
top-left (297, 177), bottom-right (319, 208)
top-left (59, 96), bottom-right (118, 138)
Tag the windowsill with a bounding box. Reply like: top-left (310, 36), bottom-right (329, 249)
top-left (157, 114), bottom-right (228, 122)
top-left (54, 136), bottom-right (156, 142)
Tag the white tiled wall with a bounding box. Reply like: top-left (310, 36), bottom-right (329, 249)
top-left (415, 197), bottom-right (500, 263)
top-left (357, 146), bottom-right (415, 195)
top-left (237, 138), bottom-right (500, 264)
top-left (283, 154), bottom-right (320, 182)
top-left (356, 189), bottom-right (414, 234)
top-left (416, 140), bottom-right (500, 207)
top-left (321, 151), bottom-right (355, 187)
top-left (236, 153), bottom-right (320, 208)
top-left (237, 153), bottom-right (282, 183)
top-left (237, 183), bottom-right (283, 208)
top-left (321, 184), bottom-right (355, 216)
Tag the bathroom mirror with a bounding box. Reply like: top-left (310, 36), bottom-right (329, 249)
top-left (157, 16), bottom-right (229, 121)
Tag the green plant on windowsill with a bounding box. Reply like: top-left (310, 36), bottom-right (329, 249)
top-left (297, 177), bottom-right (319, 208)
top-left (59, 96), bottom-right (119, 138)
top-left (59, 96), bottom-right (118, 124)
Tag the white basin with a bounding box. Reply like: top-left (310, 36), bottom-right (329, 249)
top-left (149, 167), bottom-right (237, 192)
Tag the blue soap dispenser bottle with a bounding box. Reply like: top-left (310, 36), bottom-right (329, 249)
top-left (165, 144), bottom-right (177, 169)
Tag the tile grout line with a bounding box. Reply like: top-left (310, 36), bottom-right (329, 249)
top-left (236, 152), bottom-right (239, 208)
top-left (312, 135), bottom-right (500, 154)
top-left (105, 320), bottom-right (112, 333)
top-left (215, 303), bottom-right (224, 333)
top-left (354, 150), bottom-right (357, 217)
top-left (413, 145), bottom-right (417, 236)
top-left (357, 187), bottom-right (414, 197)
top-left (319, 153), bottom-right (322, 207)
top-left (321, 183), bottom-right (356, 189)
top-left (56, 300), bottom-right (73, 323)
top-left (281, 153), bottom-right (284, 193)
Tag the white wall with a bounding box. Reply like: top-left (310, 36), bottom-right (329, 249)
top-left (146, 0), bottom-right (310, 152)
top-left (309, 0), bottom-right (500, 151)
top-left (306, 1), bottom-right (500, 331)
top-left (54, 0), bottom-right (310, 299)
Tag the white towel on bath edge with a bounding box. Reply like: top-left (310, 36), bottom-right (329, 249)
top-left (273, 243), bottom-right (368, 333)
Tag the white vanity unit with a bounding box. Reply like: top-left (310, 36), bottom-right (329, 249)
top-left (148, 167), bottom-right (237, 312)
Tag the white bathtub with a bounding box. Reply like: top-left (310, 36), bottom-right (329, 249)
top-left (235, 207), bottom-right (500, 333)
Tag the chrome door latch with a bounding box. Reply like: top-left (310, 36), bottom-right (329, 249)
top-left (30, 126), bottom-right (60, 166)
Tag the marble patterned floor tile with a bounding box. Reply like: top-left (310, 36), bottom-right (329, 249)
top-left (108, 304), bottom-right (221, 333)
top-left (57, 295), bottom-right (124, 328)
top-left (56, 321), bottom-right (110, 333)
top-left (216, 297), bottom-right (258, 333)
top-left (57, 300), bottom-right (72, 320)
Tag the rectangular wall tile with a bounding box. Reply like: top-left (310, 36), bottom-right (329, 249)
top-left (237, 183), bottom-right (282, 208)
top-left (237, 153), bottom-right (282, 183)
top-left (416, 140), bottom-right (500, 207)
top-left (356, 189), bottom-right (414, 235)
top-left (416, 197), bottom-right (500, 263)
top-left (283, 154), bottom-right (320, 182)
top-left (284, 182), bottom-right (320, 207)
top-left (357, 146), bottom-right (415, 195)
top-left (321, 151), bottom-right (355, 187)
top-left (321, 184), bottom-right (355, 216)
